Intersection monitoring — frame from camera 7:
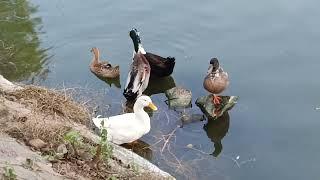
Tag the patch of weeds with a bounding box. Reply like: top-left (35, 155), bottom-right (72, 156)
top-left (63, 130), bottom-right (83, 156)
top-left (109, 176), bottom-right (118, 180)
top-left (43, 151), bottom-right (59, 163)
top-left (92, 120), bottom-right (113, 167)
top-left (3, 162), bottom-right (17, 180)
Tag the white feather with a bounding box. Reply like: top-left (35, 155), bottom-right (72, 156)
top-left (92, 96), bottom-right (155, 144)
top-left (138, 44), bottom-right (146, 54)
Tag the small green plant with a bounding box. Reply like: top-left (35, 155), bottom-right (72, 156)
top-left (3, 162), bottom-right (17, 180)
top-left (63, 130), bottom-right (83, 156)
top-left (109, 176), bottom-right (118, 180)
top-left (92, 120), bottom-right (113, 166)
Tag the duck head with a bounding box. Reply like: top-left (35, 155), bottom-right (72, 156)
top-left (134, 95), bottom-right (158, 112)
top-left (129, 28), bottom-right (144, 53)
top-left (208, 58), bottom-right (220, 73)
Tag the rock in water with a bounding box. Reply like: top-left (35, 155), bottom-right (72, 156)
top-left (165, 87), bottom-right (192, 109)
top-left (195, 95), bottom-right (238, 120)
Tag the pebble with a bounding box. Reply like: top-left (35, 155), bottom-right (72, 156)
top-left (186, 144), bottom-right (193, 148)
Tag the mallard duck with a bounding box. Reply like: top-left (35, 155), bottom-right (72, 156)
top-left (129, 28), bottom-right (175, 77)
top-left (90, 47), bottom-right (120, 79)
top-left (203, 58), bottom-right (229, 105)
top-left (92, 96), bottom-right (158, 145)
top-left (123, 35), bottom-right (151, 100)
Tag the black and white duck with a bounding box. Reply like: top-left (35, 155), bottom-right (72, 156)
top-left (129, 28), bottom-right (175, 77)
top-left (123, 34), bottom-right (151, 100)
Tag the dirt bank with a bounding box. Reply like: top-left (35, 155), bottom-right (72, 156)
top-left (0, 75), bottom-right (174, 180)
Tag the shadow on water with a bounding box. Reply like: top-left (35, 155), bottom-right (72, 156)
top-left (203, 112), bottom-right (230, 157)
top-left (0, 0), bottom-right (49, 81)
top-left (144, 76), bottom-right (176, 96)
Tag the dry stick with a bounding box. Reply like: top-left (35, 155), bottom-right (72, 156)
top-left (167, 141), bottom-right (183, 172)
top-left (163, 110), bottom-right (170, 125)
top-left (187, 146), bottom-right (210, 155)
top-left (161, 126), bottom-right (179, 154)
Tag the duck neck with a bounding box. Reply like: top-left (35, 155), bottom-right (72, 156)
top-left (92, 48), bottom-right (100, 64)
top-left (133, 104), bottom-right (150, 129)
top-left (130, 31), bottom-right (146, 54)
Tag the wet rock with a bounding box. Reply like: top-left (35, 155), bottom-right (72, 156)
top-left (180, 113), bottom-right (205, 123)
top-left (165, 87), bottom-right (192, 109)
top-left (56, 144), bottom-right (68, 159)
top-left (57, 144), bottom-right (68, 155)
top-left (195, 95), bottom-right (238, 120)
top-left (28, 138), bottom-right (47, 150)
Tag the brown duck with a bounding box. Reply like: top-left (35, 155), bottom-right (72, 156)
top-left (90, 47), bottom-right (120, 79)
top-left (203, 58), bottom-right (229, 105)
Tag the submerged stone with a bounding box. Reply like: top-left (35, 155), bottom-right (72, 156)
top-left (165, 87), bottom-right (192, 109)
top-left (195, 95), bottom-right (238, 120)
top-left (180, 112), bottom-right (205, 127)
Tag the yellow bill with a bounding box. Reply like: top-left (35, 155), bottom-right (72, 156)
top-left (148, 102), bottom-right (158, 111)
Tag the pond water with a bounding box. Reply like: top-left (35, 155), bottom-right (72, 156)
top-left (1, 0), bottom-right (320, 179)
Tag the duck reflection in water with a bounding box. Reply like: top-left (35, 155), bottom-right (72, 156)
top-left (203, 112), bottom-right (230, 157)
top-left (144, 75), bottom-right (176, 96)
top-left (97, 75), bottom-right (121, 89)
top-left (121, 140), bottom-right (153, 161)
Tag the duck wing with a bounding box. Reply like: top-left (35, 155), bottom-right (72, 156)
top-left (145, 52), bottom-right (175, 77)
top-left (93, 113), bottom-right (143, 144)
top-left (123, 53), bottom-right (150, 100)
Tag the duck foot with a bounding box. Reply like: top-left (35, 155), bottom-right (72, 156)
top-left (212, 95), bottom-right (222, 106)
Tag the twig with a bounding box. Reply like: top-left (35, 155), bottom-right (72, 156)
top-left (161, 126), bottom-right (179, 154)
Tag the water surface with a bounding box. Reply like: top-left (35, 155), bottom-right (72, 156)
top-left (2, 0), bottom-right (320, 179)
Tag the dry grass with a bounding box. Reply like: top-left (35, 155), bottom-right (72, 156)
top-left (5, 117), bottom-right (71, 146)
top-left (0, 85), bottom-right (175, 180)
top-left (1, 85), bottom-right (90, 146)
top-left (8, 85), bottom-right (90, 124)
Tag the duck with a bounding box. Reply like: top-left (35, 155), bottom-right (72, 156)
top-left (129, 28), bottom-right (175, 77)
top-left (92, 96), bottom-right (158, 145)
top-left (90, 47), bottom-right (120, 79)
top-left (203, 58), bottom-right (229, 106)
top-left (123, 33), bottom-right (151, 101)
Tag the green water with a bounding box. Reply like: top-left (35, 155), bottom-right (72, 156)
top-left (1, 0), bottom-right (320, 179)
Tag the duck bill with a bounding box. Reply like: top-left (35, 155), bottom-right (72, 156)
top-left (148, 102), bottom-right (158, 111)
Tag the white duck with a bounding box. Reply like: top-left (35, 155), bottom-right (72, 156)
top-left (92, 96), bottom-right (157, 145)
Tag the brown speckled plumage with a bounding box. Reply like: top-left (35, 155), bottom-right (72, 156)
top-left (90, 47), bottom-right (120, 79)
top-left (203, 58), bottom-right (229, 94)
